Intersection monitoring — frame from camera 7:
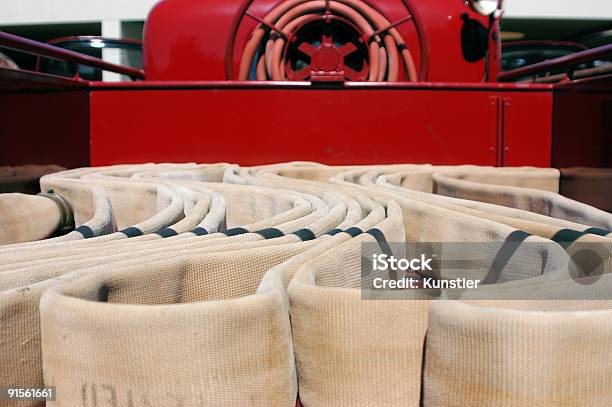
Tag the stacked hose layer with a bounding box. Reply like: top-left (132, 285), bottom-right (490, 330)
top-left (237, 0), bottom-right (418, 81)
top-left (0, 163), bottom-right (610, 406)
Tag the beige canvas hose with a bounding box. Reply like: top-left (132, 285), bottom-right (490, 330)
top-left (0, 162), bottom-right (609, 407)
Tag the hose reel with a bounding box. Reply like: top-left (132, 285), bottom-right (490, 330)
top-left (227, 0), bottom-right (429, 82)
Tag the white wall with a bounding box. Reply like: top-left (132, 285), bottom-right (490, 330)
top-left (506, 0), bottom-right (612, 20)
top-left (0, 0), bottom-right (160, 26)
top-left (1, 0), bottom-right (611, 26)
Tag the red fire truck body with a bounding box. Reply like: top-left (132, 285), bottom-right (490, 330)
top-left (0, 0), bottom-right (610, 169)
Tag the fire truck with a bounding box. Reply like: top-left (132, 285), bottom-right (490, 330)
top-left (0, 0), bottom-right (610, 170)
top-left (0, 3), bottom-right (611, 405)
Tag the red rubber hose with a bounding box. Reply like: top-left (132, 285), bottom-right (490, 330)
top-left (237, 0), bottom-right (418, 82)
top-left (267, 0), bottom-right (382, 80)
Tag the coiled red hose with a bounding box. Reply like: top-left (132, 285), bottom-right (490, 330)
top-left (238, 0), bottom-right (417, 82)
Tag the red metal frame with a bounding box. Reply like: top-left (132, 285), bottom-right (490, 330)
top-left (0, 31), bottom-right (145, 80)
top-left (486, 16), bottom-right (501, 82)
top-left (0, 0), bottom-right (608, 174)
top-left (498, 43), bottom-right (612, 82)
top-left (145, 0), bottom-right (490, 82)
top-left (35, 36), bottom-right (143, 76)
top-left (46, 36), bottom-right (143, 46)
top-left (85, 81), bottom-right (553, 167)
top-left (502, 40), bottom-right (588, 51)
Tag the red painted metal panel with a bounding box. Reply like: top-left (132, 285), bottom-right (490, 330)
top-left (552, 75), bottom-right (612, 168)
top-left (0, 66), bottom-right (87, 92)
top-left (0, 86), bottom-right (90, 167)
top-left (501, 92), bottom-right (553, 167)
top-left (89, 85), bottom-right (552, 167)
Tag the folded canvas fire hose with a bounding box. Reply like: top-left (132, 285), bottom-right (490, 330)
top-left (0, 163), bottom-right (610, 407)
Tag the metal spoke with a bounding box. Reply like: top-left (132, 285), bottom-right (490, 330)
top-left (297, 42), bottom-right (316, 57)
top-left (338, 42), bottom-right (358, 57)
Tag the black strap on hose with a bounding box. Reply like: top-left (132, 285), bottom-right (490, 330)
top-left (326, 227), bottom-right (364, 237)
top-left (584, 227), bottom-right (610, 236)
top-left (366, 228), bottom-right (393, 256)
top-left (482, 230), bottom-right (532, 284)
top-left (551, 227), bottom-right (610, 249)
top-left (344, 227), bottom-right (364, 237)
top-left (37, 190), bottom-right (75, 237)
top-left (551, 229), bottom-right (585, 249)
top-left (256, 228), bottom-right (285, 239)
top-left (326, 228), bottom-right (343, 236)
top-left (75, 225), bottom-right (94, 239)
top-left (191, 227), bottom-right (209, 236)
top-left (367, 228), bottom-right (396, 280)
top-left (224, 227), bottom-right (249, 236)
top-left (292, 228), bottom-right (316, 241)
top-left (156, 228), bottom-right (178, 238)
top-left (120, 227), bottom-right (143, 238)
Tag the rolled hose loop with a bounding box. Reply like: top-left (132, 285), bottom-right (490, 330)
top-left (237, 0), bottom-right (418, 82)
top-left (38, 190), bottom-right (75, 236)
